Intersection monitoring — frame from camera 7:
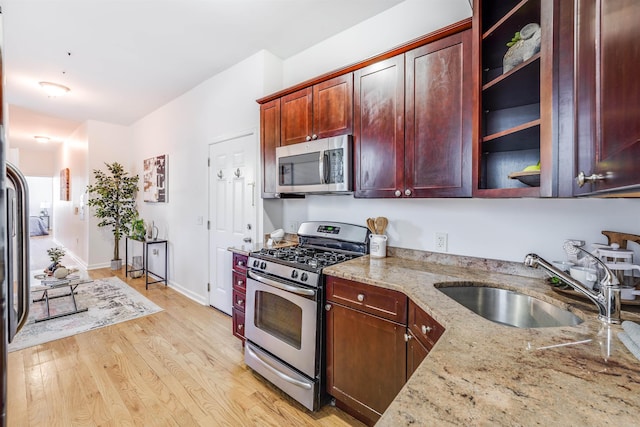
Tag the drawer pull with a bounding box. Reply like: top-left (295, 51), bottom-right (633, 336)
top-left (237, 280), bottom-right (244, 286)
top-left (357, 294), bottom-right (365, 302)
top-left (421, 325), bottom-right (432, 334)
top-left (238, 324), bottom-right (244, 330)
top-left (237, 260), bottom-right (245, 266)
top-left (237, 299), bottom-right (244, 306)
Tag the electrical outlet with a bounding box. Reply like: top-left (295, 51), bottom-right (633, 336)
top-left (435, 232), bottom-right (448, 252)
top-left (288, 221), bottom-right (299, 233)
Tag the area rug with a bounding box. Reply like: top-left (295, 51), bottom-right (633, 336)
top-left (9, 276), bottom-right (163, 352)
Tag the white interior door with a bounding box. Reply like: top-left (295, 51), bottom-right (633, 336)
top-left (208, 132), bottom-right (257, 314)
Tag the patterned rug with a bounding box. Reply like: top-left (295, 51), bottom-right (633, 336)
top-left (9, 276), bottom-right (163, 352)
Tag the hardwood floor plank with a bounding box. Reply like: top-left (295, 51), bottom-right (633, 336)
top-left (7, 268), bottom-right (363, 427)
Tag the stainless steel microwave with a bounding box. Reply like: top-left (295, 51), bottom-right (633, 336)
top-left (276, 135), bottom-right (352, 194)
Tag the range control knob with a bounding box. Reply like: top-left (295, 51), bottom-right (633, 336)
top-left (300, 273), bottom-right (308, 282)
top-left (260, 262), bottom-right (267, 270)
top-left (252, 260), bottom-right (259, 267)
top-left (291, 270), bottom-right (299, 279)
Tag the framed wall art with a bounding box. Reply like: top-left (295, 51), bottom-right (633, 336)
top-left (60, 167), bottom-right (70, 201)
top-left (143, 154), bottom-right (167, 203)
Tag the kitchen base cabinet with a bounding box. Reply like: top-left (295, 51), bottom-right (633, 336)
top-left (326, 301), bottom-right (407, 426)
top-left (325, 276), bottom-right (446, 425)
top-left (230, 252), bottom-right (248, 343)
top-left (326, 276), bottom-right (408, 425)
top-left (406, 330), bottom-right (429, 380)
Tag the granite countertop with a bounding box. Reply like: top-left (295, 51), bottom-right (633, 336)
top-left (323, 252), bottom-right (640, 426)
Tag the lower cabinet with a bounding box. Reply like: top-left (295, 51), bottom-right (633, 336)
top-left (326, 302), bottom-right (407, 425)
top-left (231, 252), bottom-right (248, 342)
top-left (325, 276), bottom-right (445, 426)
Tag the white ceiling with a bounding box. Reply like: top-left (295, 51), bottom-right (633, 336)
top-left (2, 0), bottom-right (404, 151)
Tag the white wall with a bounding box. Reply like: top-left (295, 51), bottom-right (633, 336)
top-left (129, 50), bottom-right (277, 303)
top-left (283, 0), bottom-right (472, 86)
top-left (25, 176), bottom-right (52, 218)
top-left (86, 120), bottom-right (132, 268)
top-left (54, 123), bottom-right (90, 267)
top-left (283, 196), bottom-right (640, 263)
top-left (13, 147), bottom-right (56, 177)
top-left (275, 0), bottom-right (640, 265)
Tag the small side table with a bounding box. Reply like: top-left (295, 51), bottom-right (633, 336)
top-left (31, 278), bottom-right (93, 322)
top-left (125, 237), bottom-right (169, 289)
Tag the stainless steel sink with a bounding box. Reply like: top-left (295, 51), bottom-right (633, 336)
top-left (436, 284), bottom-right (583, 328)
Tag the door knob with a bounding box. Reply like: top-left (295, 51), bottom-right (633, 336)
top-left (394, 190), bottom-right (401, 197)
top-left (217, 170), bottom-right (223, 179)
top-left (576, 171), bottom-right (607, 187)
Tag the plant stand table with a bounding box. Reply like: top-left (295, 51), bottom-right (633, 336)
top-left (125, 237), bottom-right (169, 289)
top-left (31, 277), bottom-right (93, 322)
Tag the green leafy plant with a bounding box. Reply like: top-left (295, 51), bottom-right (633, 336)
top-left (130, 215), bottom-right (147, 241)
top-left (87, 162), bottom-right (139, 262)
top-left (47, 247), bottom-right (66, 264)
top-left (506, 31), bottom-right (521, 47)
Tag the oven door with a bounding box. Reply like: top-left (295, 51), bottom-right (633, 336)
top-left (245, 270), bottom-right (318, 378)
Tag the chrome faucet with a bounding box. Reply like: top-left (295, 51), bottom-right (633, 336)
top-left (524, 246), bottom-right (621, 324)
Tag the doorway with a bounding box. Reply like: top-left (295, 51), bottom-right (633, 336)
top-left (208, 132), bottom-right (257, 314)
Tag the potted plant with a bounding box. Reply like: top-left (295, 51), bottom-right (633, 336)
top-left (130, 214), bottom-right (147, 241)
top-left (87, 162), bottom-right (139, 270)
top-left (45, 246), bottom-right (66, 275)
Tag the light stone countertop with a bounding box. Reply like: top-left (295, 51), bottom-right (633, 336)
top-left (322, 252), bottom-right (640, 426)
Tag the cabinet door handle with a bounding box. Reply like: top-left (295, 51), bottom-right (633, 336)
top-left (404, 333), bottom-right (413, 342)
top-left (238, 324), bottom-right (244, 330)
top-left (312, 134), bottom-right (318, 140)
top-left (306, 135), bottom-right (312, 141)
top-left (395, 190), bottom-right (402, 197)
top-left (576, 171), bottom-right (607, 187)
top-left (325, 304), bottom-right (332, 311)
top-left (421, 325), bottom-right (432, 334)
top-left (357, 294), bottom-right (365, 302)
top-left (405, 189), bottom-right (412, 196)
top-left (237, 261), bottom-right (245, 266)
top-left (237, 280), bottom-right (244, 287)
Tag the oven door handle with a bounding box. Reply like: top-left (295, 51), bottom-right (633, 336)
top-left (248, 270), bottom-right (316, 297)
top-left (246, 344), bottom-right (312, 390)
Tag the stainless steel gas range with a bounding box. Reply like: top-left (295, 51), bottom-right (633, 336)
top-left (244, 221), bottom-right (369, 411)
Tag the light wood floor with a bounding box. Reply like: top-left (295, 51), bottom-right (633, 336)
top-left (7, 268), bottom-right (364, 426)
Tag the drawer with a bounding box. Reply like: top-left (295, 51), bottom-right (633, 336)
top-left (232, 308), bottom-right (245, 341)
top-left (232, 288), bottom-right (246, 312)
top-left (232, 252), bottom-right (248, 273)
top-left (232, 271), bottom-right (246, 291)
top-left (408, 300), bottom-right (444, 351)
top-left (326, 276), bottom-right (407, 324)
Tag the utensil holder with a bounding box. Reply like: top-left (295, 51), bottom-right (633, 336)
top-left (370, 234), bottom-right (388, 258)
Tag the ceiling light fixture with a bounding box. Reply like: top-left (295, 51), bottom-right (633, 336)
top-left (38, 81), bottom-right (71, 97)
top-left (34, 135), bottom-right (51, 143)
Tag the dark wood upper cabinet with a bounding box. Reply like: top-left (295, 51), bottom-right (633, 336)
top-left (260, 99), bottom-right (281, 198)
top-left (354, 56), bottom-right (405, 198)
top-left (281, 74), bottom-right (353, 146)
top-left (405, 30), bottom-right (472, 197)
top-left (572, 0), bottom-right (640, 195)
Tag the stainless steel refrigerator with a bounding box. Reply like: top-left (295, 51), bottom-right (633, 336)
top-left (1, 17), bottom-right (31, 424)
top-left (2, 160), bottom-right (30, 426)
